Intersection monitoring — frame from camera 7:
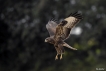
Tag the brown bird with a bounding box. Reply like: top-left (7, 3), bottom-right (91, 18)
top-left (45, 12), bottom-right (83, 60)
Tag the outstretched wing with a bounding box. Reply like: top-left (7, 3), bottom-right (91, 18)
top-left (54, 12), bottom-right (83, 40)
top-left (46, 20), bottom-right (58, 36)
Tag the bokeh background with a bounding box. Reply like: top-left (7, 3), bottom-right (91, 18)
top-left (0, 0), bottom-right (106, 71)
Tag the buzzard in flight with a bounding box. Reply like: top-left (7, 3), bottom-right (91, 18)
top-left (45, 12), bottom-right (83, 60)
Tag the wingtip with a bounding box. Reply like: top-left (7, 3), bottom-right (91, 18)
top-left (68, 11), bottom-right (83, 19)
top-left (48, 18), bottom-right (58, 24)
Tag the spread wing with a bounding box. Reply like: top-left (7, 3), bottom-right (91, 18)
top-left (46, 20), bottom-right (58, 36)
top-left (54, 12), bottom-right (83, 40)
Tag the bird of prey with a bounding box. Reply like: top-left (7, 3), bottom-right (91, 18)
top-left (45, 12), bottom-right (83, 60)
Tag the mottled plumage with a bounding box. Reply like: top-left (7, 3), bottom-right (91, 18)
top-left (45, 12), bottom-right (83, 60)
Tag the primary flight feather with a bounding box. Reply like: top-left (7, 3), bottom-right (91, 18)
top-left (45, 12), bottom-right (83, 60)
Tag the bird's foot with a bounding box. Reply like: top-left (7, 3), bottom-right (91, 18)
top-left (60, 54), bottom-right (62, 60)
top-left (55, 54), bottom-right (58, 60)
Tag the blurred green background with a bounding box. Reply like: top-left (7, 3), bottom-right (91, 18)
top-left (0, 0), bottom-right (106, 71)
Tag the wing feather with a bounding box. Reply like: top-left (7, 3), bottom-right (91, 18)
top-left (54, 12), bottom-right (82, 40)
top-left (46, 20), bottom-right (58, 36)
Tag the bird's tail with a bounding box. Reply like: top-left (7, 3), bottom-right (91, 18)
top-left (63, 42), bottom-right (77, 50)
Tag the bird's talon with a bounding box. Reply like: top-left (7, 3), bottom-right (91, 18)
top-left (60, 54), bottom-right (62, 60)
top-left (55, 55), bottom-right (58, 60)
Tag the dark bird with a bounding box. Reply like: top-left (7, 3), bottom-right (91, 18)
top-left (45, 12), bottom-right (83, 60)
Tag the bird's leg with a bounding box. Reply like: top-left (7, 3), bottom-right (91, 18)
top-left (60, 54), bottom-right (62, 60)
top-left (55, 54), bottom-right (58, 60)
top-left (63, 42), bottom-right (77, 50)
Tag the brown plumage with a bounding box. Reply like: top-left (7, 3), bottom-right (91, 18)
top-left (45, 12), bottom-right (83, 60)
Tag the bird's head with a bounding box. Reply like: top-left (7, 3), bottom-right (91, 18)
top-left (45, 37), bottom-right (54, 44)
top-left (45, 37), bottom-right (51, 42)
